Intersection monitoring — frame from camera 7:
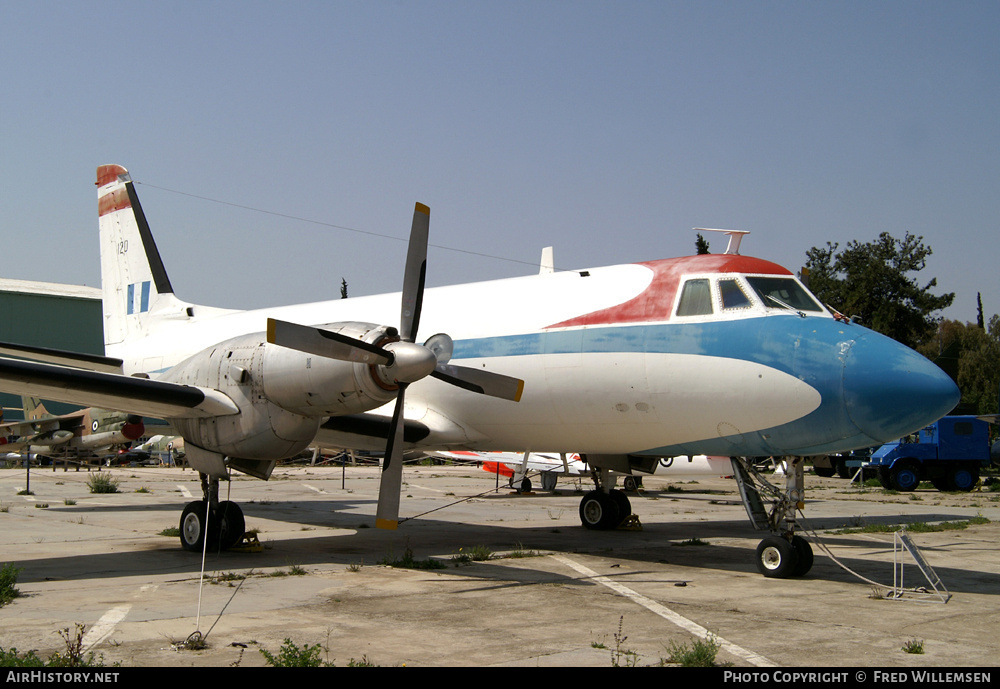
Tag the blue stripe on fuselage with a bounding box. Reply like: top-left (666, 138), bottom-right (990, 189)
top-left (453, 315), bottom-right (861, 456)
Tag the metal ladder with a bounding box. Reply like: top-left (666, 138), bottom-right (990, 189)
top-left (889, 530), bottom-right (951, 603)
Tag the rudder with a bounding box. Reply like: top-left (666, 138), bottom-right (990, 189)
top-left (97, 165), bottom-right (179, 349)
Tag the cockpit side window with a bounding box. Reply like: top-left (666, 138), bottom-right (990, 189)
top-left (746, 276), bottom-right (824, 312)
top-left (676, 278), bottom-right (713, 316)
top-left (719, 278), bottom-right (751, 310)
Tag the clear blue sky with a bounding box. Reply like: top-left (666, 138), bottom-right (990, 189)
top-left (2, 1), bottom-right (997, 325)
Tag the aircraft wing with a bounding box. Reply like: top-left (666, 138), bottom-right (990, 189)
top-left (0, 357), bottom-right (239, 420)
top-left (0, 411), bottom-right (84, 436)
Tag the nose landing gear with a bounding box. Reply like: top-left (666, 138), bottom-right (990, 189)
top-left (733, 457), bottom-right (814, 578)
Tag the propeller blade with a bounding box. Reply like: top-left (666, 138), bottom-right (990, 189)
top-left (400, 203), bottom-right (429, 343)
top-left (375, 384), bottom-right (408, 530)
top-left (431, 364), bottom-right (525, 402)
top-left (266, 318), bottom-right (392, 365)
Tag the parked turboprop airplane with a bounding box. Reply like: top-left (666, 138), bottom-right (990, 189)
top-left (0, 165), bottom-right (959, 578)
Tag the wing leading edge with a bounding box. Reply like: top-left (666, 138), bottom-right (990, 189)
top-left (0, 357), bottom-right (238, 419)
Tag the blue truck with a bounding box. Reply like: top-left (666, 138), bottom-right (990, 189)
top-left (867, 415), bottom-right (994, 492)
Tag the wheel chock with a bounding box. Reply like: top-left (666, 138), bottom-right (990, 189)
top-left (229, 532), bottom-right (263, 553)
top-left (617, 515), bottom-right (643, 531)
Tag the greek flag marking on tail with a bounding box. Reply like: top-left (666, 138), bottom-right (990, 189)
top-left (127, 281), bottom-right (151, 315)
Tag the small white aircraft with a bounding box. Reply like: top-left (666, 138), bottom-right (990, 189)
top-left (435, 450), bottom-right (731, 493)
top-left (0, 165), bottom-right (959, 578)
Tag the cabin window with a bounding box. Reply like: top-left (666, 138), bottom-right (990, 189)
top-left (746, 277), bottom-right (824, 312)
top-left (676, 279), bottom-right (713, 316)
top-left (719, 279), bottom-right (752, 309)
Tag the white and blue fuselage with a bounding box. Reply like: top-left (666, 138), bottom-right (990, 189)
top-left (109, 249), bottom-right (959, 461)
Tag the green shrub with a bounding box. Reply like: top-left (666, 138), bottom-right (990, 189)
top-left (664, 635), bottom-right (724, 667)
top-left (0, 563), bottom-right (22, 607)
top-left (260, 638), bottom-right (331, 667)
top-left (87, 474), bottom-right (119, 494)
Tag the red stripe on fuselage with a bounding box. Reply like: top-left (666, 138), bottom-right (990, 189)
top-left (546, 254), bottom-right (791, 328)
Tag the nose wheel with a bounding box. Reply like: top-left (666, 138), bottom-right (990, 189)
top-left (755, 534), bottom-right (813, 578)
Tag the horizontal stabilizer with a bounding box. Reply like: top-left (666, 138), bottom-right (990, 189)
top-left (0, 341), bottom-right (123, 374)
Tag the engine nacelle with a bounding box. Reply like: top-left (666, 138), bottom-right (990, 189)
top-left (261, 321), bottom-right (402, 415)
top-left (159, 322), bottom-right (400, 460)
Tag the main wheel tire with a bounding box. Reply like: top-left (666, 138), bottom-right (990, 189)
top-left (180, 500), bottom-right (208, 552)
top-left (519, 477), bottom-right (532, 494)
top-left (755, 536), bottom-right (799, 578)
top-left (791, 535), bottom-right (814, 577)
top-left (216, 501), bottom-right (246, 550)
top-left (579, 490), bottom-right (620, 530)
top-left (610, 489), bottom-right (632, 521)
top-left (890, 464), bottom-right (921, 492)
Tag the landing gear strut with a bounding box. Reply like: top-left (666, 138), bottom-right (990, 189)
top-left (733, 457), bottom-right (814, 578)
top-left (179, 473), bottom-right (246, 553)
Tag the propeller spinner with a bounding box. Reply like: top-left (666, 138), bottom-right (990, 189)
top-left (267, 202), bottom-right (523, 529)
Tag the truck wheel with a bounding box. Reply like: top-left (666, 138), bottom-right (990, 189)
top-left (946, 465), bottom-right (979, 492)
top-left (890, 464), bottom-right (920, 491)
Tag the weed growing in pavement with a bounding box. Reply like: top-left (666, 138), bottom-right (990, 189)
top-left (662, 634), bottom-right (728, 667)
top-left (87, 474), bottom-right (119, 494)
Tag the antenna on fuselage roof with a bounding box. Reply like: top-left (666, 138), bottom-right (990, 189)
top-left (539, 246), bottom-right (554, 274)
top-left (693, 228), bottom-right (750, 255)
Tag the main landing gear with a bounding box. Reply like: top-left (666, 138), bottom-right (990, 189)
top-left (732, 456), bottom-right (814, 578)
top-left (179, 473), bottom-right (246, 553)
top-left (579, 468), bottom-right (633, 530)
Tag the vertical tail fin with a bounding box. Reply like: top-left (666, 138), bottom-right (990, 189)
top-left (22, 396), bottom-right (48, 421)
top-left (97, 165), bottom-right (184, 349)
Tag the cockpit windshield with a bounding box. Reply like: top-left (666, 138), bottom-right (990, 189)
top-left (745, 277), bottom-right (824, 313)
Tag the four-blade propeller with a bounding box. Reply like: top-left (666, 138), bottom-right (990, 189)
top-left (267, 202), bottom-right (523, 529)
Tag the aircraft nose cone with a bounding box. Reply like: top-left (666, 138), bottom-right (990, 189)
top-left (843, 331), bottom-right (960, 443)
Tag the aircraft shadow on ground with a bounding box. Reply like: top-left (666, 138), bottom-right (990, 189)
top-left (8, 494), bottom-right (995, 597)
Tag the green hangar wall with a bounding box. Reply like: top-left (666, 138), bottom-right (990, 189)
top-left (0, 279), bottom-right (103, 420)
